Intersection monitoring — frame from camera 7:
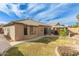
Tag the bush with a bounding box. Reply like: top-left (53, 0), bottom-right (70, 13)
top-left (30, 37), bottom-right (59, 44)
top-left (59, 28), bottom-right (69, 36)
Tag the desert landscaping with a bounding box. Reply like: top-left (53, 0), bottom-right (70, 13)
top-left (0, 30), bottom-right (79, 56)
top-left (3, 36), bottom-right (79, 56)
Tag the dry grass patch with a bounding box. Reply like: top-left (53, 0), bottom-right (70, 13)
top-left (48, 37), bottom-right (74, 46)
top-left (5, 43), bottom-right (54, 56)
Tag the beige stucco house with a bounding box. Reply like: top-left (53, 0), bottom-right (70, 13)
top-left (3, 19), bottom-right (51, 41)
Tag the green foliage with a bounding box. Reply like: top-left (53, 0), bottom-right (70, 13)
top-left (31, 37), bottom-right (59, 44)
top-left (58, 28), bottom-right (69, 36)
top-left (5, 47), bottom-right (23, 56)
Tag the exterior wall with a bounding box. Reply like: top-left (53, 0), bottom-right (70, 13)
top-left (3, 25), bottom-right (15, 41)
top-left (24, 26), bottom-right (39, 40)
top-left (24, 26), bottom-right (51, 40)
top-left (15, 24), bottom-right (24, 41)
top-left (3, 24), bottom-right (51, 41)
top-left (15, 24), bottom-right (40, 40)
top-left (51, 26), bottom-right (55, 30)
top-left (38, 26), bottom-right (44, 36)
top-left (0, 28), bottom-right (4, 34)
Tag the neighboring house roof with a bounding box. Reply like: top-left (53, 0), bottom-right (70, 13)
top-left (4, 19), bottom-right (51, 27)
top-left (49, 23), bottom-right (65, 28)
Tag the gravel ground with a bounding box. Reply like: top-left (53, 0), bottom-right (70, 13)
top-left (56, 45), bottom-right (79, 56)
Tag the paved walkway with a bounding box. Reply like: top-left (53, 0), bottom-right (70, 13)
top-left (0, 34), bottom-right (11, 54)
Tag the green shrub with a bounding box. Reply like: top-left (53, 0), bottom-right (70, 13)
top-left (59, 28), bottom-right (69, 36)
top-left (30, 37), bottom-right (59, 44)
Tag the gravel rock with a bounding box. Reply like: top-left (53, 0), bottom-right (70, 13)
top-left (57, 46), bottom-right (79, 56)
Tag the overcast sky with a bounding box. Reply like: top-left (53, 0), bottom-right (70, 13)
top-left (0, 3), bottom-right (79, 25)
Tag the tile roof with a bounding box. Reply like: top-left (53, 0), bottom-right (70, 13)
top-left (4, 19), bottom-right (51, 27)
top-left (17, 19), bottom-right (46, 26)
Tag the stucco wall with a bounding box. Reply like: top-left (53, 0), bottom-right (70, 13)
top-left (38, 26), bottom-right (44, 36)
top-left (3, 25), bottom-right (15, 41)
top-left (24, 26), bottom-right (39, 40)
top-left (3, 24), bottom-right (51, 41)
top-left (15, 24), bottom-right (24, 41)
top-left (15, 25), bottom-right (39, 40)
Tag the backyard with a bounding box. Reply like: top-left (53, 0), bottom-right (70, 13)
top-left (4, 36), bottom-right (76, 56)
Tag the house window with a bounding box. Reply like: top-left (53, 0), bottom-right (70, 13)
top-left (24, 26), bottom-right (28, 35)
top-left (30, 26), bottom-right (36, 35)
